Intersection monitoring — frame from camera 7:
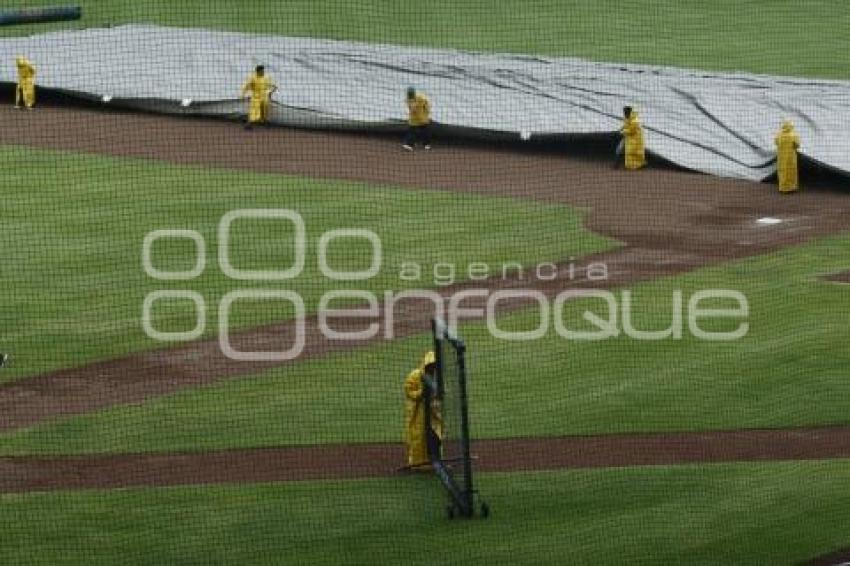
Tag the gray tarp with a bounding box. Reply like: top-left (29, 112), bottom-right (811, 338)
top-left (2, 24), bottom-right (850, 181)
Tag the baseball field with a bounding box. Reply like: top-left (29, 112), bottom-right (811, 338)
top-left (1, 2), bottom-right (849, 564)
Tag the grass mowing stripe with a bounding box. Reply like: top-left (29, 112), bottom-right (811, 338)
top-left (1, 461), bottom-right (849, 565)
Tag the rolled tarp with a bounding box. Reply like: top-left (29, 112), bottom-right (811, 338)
top-left (0, 6), bottom-right (81, 26)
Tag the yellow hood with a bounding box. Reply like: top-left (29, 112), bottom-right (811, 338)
top-left (419, 351), bottom-right (436, 370)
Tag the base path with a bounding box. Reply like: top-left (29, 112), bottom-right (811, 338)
top-left (1, 104), bottom-right (849, 430)
top-left (1, 426), bottom-right (849, 493)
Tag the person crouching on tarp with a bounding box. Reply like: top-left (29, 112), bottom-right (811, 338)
top-left (775, 120), bottom-right (801, 194)
top-left (404, 350), bottom-right (442, 468)
top-left (616, 105), bottom-right (646, 170)
top-left (15, 56), bottom-right (36, 110)
top-left (241, 64), bottom-right (277, 129)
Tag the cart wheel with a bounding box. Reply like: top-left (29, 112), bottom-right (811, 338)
top-left (446, 505), bottom-right (455, 520)
top-left (480, 502), bottom-right (490, 519)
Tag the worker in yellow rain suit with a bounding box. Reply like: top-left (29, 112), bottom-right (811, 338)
top-left (402, 87), bottom-right (432, 151)
top-left (618, 105), bottom-right (646, 170)
top-left (775, 120), bottom-right (801, 194)
top-left (404, 350), bottom-right (443, 468)
top-left (241, 65), bottom-right (277, 129)
top-left (15, 56), bottom-right (36, 110)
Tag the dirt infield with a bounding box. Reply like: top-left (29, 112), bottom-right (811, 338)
top-left (1, 426), bottom-right (849, 493)
top-left (1, 104), bottom-right (849, 431)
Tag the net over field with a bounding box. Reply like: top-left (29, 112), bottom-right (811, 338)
top-left (1, 2), bottom-right (850, 565)
top-left (439, 337), bottom-right (464, 473)
top-left (427, 319), bottom-right (477, 517)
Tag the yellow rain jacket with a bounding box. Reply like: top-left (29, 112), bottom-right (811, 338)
top-left (775, 121), bottom-right (801, 193)
top-left (404, 350), bottom-right (442, 466)
top-left (15, 56), bottom-right (36, 109)
top-left (241, 72), bottom-right (276, 123)
top-left (621, 112), bottom-right (647, 170)
top-left (407, 93), bottom-right (431, 126)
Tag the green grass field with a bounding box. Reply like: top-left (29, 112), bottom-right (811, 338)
top-left (2, 2), bottom-right (849, 563)
top-left (2, 462), bottom-right (850, 565)
top-left (0, 145), bottom-right (610, 383)
top-left (1, 1), bottom-right (849, 78)
top-left (2, 232), bottom-right (848, 455)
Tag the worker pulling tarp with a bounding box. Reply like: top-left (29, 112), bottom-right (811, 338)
top-left (1, 24), bottom-right (849, 182)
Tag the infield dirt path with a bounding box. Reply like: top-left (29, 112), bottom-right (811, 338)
top-left (2, 426), bottom-right (849, 493)
top-left (1, 104), bottom-right (849, 431)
